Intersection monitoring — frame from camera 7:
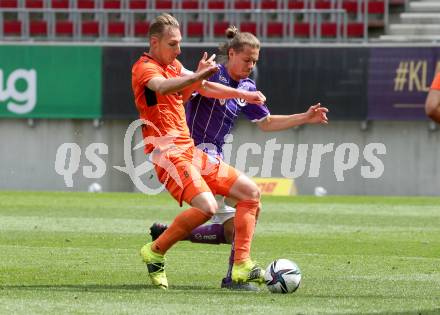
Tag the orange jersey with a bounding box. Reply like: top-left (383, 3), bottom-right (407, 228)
top-left (132, 53), bottom-right (194, 153)
top-left (431, 72), bottom-right (440, 90)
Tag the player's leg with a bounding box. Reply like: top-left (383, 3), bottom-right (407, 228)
top-left (226, 174), bottom-right (265, 284)
top-left (141, 159), bottom-right (217, 289)
top-left (204, 158), bottom-right (264, 284)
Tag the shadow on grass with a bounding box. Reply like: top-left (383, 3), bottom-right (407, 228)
top-left (0, 283), bottom-right (210, 292)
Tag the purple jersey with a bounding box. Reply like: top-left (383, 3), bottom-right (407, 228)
top-left (186, 64), bottom-right (270, 156)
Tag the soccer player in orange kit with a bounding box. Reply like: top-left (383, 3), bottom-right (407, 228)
top-left (132, 13), bottom-right (267, 289)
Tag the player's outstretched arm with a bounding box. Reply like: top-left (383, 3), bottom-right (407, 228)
top-left (147, 65), bottom-right (218, 96)
top-left (198, 82), bottom-right (266, 105)
top-left (425, 89), bottom-right (440, 123)
top-left (257, 103), bottom-right (329, 132)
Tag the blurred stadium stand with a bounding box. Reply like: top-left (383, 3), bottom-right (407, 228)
top-left (0, 0), bottom-right (406, 42)
top-left (381, 0), bottom-right (440, 42)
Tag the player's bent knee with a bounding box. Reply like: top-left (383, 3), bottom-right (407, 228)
top-left (191, 192), bottom-right (218, 216)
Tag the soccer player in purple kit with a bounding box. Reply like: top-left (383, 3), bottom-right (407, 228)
top-left (150, 26), bottom-right (329, 290)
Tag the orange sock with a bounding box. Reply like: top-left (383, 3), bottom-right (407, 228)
top-left (233, 199), bottom-right (259, 264)
top-left (152, 207), bottom-right (212, 255)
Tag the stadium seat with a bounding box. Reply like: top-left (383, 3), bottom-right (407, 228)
top-left (103, 0), bottom-right (121, 9)
top-left (288, 0), bottom-right (305, 9)
top-left (3, 20), bottom-right (21, 35)
top-left (208, 0), bottom-right (226, 9)
top-left (129, 0), bottom-right (147, 9)
top-left (50, 0), bottom-right (69, 8)
top-left (293, 22), bottom-right (311, 37)
top-left (77, 0), bottom-right (95, 9)
top-left (239, 21), bottom-right (257, 35)
top-left (0, 0), bottom-right (18, 8)
top-left (81, 20), bottom-right (99, 36)
top-left (347, 22), bottom-right (363, 37)
top-left (30, 20), bottom-right (47, 36)
top-left (134, 21), bottom-right (149, 36)
top-left (342, 0), bottom-right (358, 13)
top-left (261, 0), bottom-right (278, 9)
top-left (315, 0), bottom-right (331, 9)
top-left (266, 21), bottom-right (283, 37)
top-left (320, 22), bottom-right (337, 37)
top-left (25, 0), bottom-right (44, 8)
top-left (367, 1), bottom-right (385, 14)
top-left (55, 20), bottom-right (74, 36)
top-left (187, 21), bottom-right (203, 37)
top-left (154, 0), bottom-right (172, 9)
top-left (234, 0), bottom-right (252, 9)
top-left (108, 21), bottom-right (125, 36)
top-left (182, 0), bottom-right (199, 9)
top-left (214, 21), bottom-right (229, 37)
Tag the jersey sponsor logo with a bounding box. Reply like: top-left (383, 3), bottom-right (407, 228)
top-left (218, 74), bottom-right (228, 84)
top-left (235, 98), bottom-right (246, 107)
top-left (0, 68), bottom-right (37, 114)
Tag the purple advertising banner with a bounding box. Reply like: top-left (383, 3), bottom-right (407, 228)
top-left (368, 47), bottom-right (440, 120)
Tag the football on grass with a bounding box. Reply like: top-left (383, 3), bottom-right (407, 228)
top-left (265, 259), bottom-right (301, 293)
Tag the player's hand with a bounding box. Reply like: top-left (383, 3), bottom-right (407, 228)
top-left (196, 52), bottom-right (217, 73)
top-left (305, 103), bottom-right (329, 124)
top-left (195, 64), bottom-right (219, 81)
top-left (241, 90), bottom-right (266, 105)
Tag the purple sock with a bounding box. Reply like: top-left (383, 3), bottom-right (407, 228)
top-left (225, 241), bottom-right (234, 281)
top-left (187, 224), bottom-right (228, 244)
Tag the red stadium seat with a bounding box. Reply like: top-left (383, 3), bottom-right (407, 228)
top-left (108, 21), bottom-right (125, 36)
top-left (182, 0), bottom-right (199, 9)
top-left (320, 22), bottom-right (337, 37)
top-left (187, 21), bottom-right (203, 37)
top-left (234, 0), bottom-right (252, 9)
top-left (129, 0), bottom-right (147, 9)
top-left (78, 0), bottom-right (95, 8)
top-left (342, 0), bottom-right (358, 13)
top-left (208, 0), bottom-right (225, 9)
top-left (293, 22), bottom-right (311, 37)
top-left (103, 0), bottom-right (121, 9)
top-left (154, 0), bottom-right (172, 9)
top-left (81, 20), bottom-right (99, 36)
top-left (367, 1), bottom-right (385, 14)
top-left (51, 0), bottom-right (69, 8)
top-left (25, 0), bottom-right (44, 8)
top-left (3, 20), bottom-right (21, 35)
top-left (239, 21), bottom-right (257, 35)
top-left (214, 21), bottom-right (229, 37)
top-left (261, 0), bottom-right (278, 9)
top-left (288, 0), bottom-right (305, 9)
top-left (315, 0), bottom-right (331, 9)
top-left (56, 20), bottom-right (73, 36)
top-left (134, 21), bottom-right (150, 36)
top-left (30, 20), bottom-right (47, 36)
top-left (347, 22), bottom-right (364, 37)
top-left (0, 0), bottom-right (18, 8)
top-left (266, 21), bottom-right (283, 37)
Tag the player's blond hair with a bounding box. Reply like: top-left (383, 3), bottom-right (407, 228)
top-left (148, 13), bottom-right (179, 39)
top-left (219, 25), bottom-right (260, 60)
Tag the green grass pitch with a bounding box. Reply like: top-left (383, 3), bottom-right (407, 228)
top-left (1, 191), bottom-right (439, 314)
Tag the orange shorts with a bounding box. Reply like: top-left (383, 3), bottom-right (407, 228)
top-left (154, 146), bottom-right (240, 206)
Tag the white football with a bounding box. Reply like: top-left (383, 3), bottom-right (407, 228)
top-left (265, 259), bottom-right (301, 294)
top-left (88, 182), bottom-right (102, 193)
